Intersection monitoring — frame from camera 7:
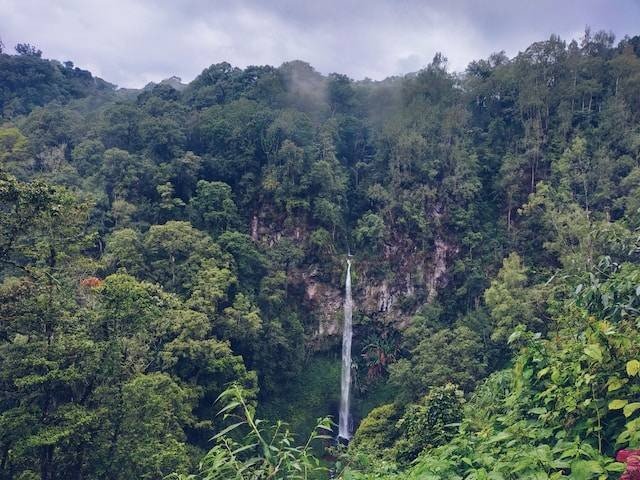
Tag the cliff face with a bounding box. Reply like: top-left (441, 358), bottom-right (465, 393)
top-left (352, 236), bottom-right (456, 329)
top-left (252, 209), bottom-right (457, 345)
top-left (303, 272), bottom-right (343, 337)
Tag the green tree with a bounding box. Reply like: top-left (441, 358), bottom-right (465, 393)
top-left (189, 180), bottom-right (240, 236)
top-left (15, 43), bottom-right (42, 57)
top-left (187, 261), bottom-right (237, 318)
top-left (71, 139), bottom-right (105, 178)
top-left (103, 228), bottom-right (145, 276)
top-left (354, 212), bottom-right (385, 253)
top-left (101, 148), bottom-right (152, 203)
top-left (394, 384), bottom-right (464, 464)
top-left (484, 252), bottom-right (545, 344)
top-left (220, 293), bottom-right (262, 361)
top-left (390, 326), bottom-right (487, 402)
top-left (552, 136), bottom-right (592, 212)
top-left (0, 126), bottom-right (29, 177)
top-left (143, 221), bottom-right (227, 294)
top-left (217, 231), bottom-right (266, 293)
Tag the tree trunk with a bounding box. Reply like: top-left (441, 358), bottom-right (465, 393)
top-left (71, 443), bottom-right (85, 480)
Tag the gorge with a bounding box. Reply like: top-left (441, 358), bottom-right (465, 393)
top-left (2, 28), bottom-right (640, 479)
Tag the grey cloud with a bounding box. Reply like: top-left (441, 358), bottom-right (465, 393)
top-left (0, 0), bottom-right (638, 88)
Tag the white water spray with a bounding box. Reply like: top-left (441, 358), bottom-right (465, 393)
top-left (338, 259), bottom-right (353, 440)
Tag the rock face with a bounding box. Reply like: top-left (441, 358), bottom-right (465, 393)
top-left (252, 208), bottom-right (457, 345)
top-left (427, 238), bottom-right (457, 303)
top-left (297, 236), bottom-right (457, 345)
top-left (302, 267), bottom-right (342, 337)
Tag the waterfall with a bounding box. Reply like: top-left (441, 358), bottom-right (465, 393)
top-left (338, 259), bottom-right (353, 440)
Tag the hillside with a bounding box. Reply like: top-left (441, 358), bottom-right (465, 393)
top-left (2, 30), bottom-right (640, 479)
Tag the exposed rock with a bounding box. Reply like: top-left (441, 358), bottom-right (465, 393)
top-left (426, 238), bottom-right (453, 303)
top-left (301, 267), bottom-right (342, 337)
top-left (253, 208), bottom-right (458, 344)
top-left (405, 272), bottom-right (415, 297)
top-left (361, 280), bottom-right (396, 314)
top-left (251, 215), bottom-right (259, 241)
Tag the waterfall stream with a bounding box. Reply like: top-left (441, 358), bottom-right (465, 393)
top-left (338, 259), bottom-right (353, 440)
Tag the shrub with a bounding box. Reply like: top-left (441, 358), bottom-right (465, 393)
top-left (350, 403), bottom-right (402, 455)
top-left (393, 384), bottom-right (464, 464)
top-left (169, 385), bottom-right (333, 480)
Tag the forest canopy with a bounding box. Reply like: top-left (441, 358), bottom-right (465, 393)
top-left (2, 28), bottom-right (640, 479)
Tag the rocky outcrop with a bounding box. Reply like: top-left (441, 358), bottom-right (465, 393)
top-left (360, 280), bottom-right (396, 314)
top-left (302, 267), bottom-right (343, 337)
top-left (426, 238), bottom-right (458, 303)
top-left (252, 208), bottom-right (458, 344)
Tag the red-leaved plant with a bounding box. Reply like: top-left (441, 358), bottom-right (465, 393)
top-left (616, 449), bottom-right (640, 480)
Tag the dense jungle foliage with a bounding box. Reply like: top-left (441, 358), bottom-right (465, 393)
top-left (2, 29), bottom-right (640, 479)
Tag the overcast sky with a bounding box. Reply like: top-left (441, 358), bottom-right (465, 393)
top-left (1, 0), bottom-right (639, 88)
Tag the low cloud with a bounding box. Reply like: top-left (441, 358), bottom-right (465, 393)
top-left (0, 0), bottom-right (638, 88)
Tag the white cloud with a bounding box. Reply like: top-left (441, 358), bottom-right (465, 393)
top-left (0, 0), bottom-right (638, 88)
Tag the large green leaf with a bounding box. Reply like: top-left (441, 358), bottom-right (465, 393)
top-left (623, 402), bottom-right (640, 418)
top-left (583, 344), bottom-right (603, 362)
top-left (609, 399), bottom-right (628, 410)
